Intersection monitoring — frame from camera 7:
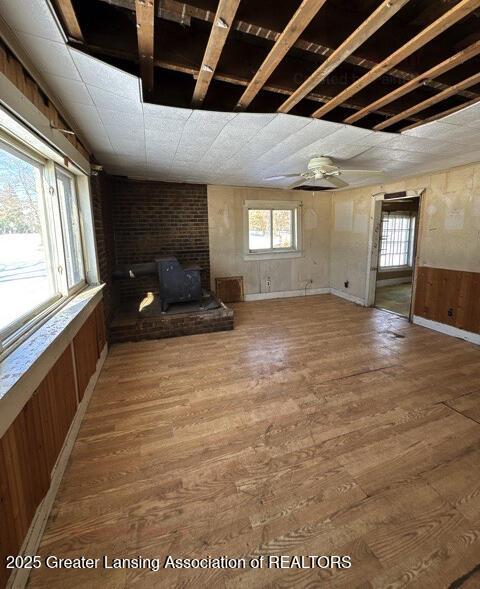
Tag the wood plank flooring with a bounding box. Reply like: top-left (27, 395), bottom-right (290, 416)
top-left (28, 295), bottom-right (480, 589)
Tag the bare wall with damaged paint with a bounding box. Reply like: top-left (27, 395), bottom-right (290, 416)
top-left (208, 186), bottom-right (331, 296)
top-left (330, 162), bottom-right (480, 301)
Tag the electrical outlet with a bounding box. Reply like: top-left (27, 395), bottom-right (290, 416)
top-left (344, 280), bottom-right (349, 288)
top-left (447, 308), bottom-right (454, 317)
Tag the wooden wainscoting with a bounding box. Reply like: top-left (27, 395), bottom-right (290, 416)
top-left (414, 266), bottom-right (480, 334)
top-left (0, 299), bottom-right (106, 589)
top-left (73, 300), bottom-right (105, 401)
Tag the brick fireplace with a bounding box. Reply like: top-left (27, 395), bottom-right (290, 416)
top-left (91, 175), bottom-right (233, 342)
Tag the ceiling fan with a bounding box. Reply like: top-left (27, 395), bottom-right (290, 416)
top-left (265, 156), bottom-right (382, 189)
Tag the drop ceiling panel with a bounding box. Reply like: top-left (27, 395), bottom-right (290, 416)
top-left (42, 74), bottom-right (94, 106)
top-left (0, 0), bottom-right (64, 42)
top-left (87, 85), bottom-right (143, 114)
top-left (15, 33), bottom-right (80, 80)
top-left (70, 48), bottom-right (141, 100)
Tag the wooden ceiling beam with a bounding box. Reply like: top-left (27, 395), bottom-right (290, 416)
top-left (97, 0), bottom-right (478, 102)
top-left (52, 0), bottom-right (84, 42)
top-left (312, 0), bottom-right (480, 120)
top-left (277, 0), bottom-right (411, 114)
top-left (374, 71), bottom-right (480, 130)
top-left (235, 0), bottom-right (328, 111)
top-left (345, 40), bottom-right (480, 124)
top-left (82, 41), bottom-right (422, 123)
top-left (135, 0), bottom-right (156, 93)
top-left (401, 95), bottom-right (480, 132)
top-left (191, 0), bottom-right (241, 107)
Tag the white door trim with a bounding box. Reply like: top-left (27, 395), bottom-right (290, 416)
top-left (364, 189), bottom-right (425, 310)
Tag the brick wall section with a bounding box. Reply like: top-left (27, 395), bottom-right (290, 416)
top-left (110, 178), bottom-right (210, 299)
top-left (90, 173), bottom-right (119, 328)
top-left (110, 305), bottom-right (234, 343)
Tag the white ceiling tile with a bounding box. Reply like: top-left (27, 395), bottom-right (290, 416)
top-left (16, 33), bottom-right (80, 80)
top-left (66, 103), bottom-right (105, 134)
top-left (42, 74), bottom-right (93, 106)
top-left (98, 108), bottom-right (143, 129)
top-left (70, 48), bottom-right (141, 100)
top-left (145, 119), bottom-right (186, 138)
top-left (0, 0), bottom-right (63, 42)
top-left (143, 103), bottom-right (193, 121)
top-left (439, 103), bottom-right (480, 128)
top-left (402, 121), bottom-right (453, 140)
top-left (87, 85), bottom-right (142, 113)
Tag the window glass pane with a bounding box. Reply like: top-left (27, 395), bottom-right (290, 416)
top-left (56, 170), bottom-right (84, 288)
top-left (0, 143), bottom-right (57, 332)
top-left (272, 209), bottom-right (293, 249)
top-left (248, 209), bottom-right (271, 250)
top-left (379, 212), bottom-right (413, 268)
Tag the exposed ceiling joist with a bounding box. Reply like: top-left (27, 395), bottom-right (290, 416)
top-left (83, 41), bottom-right (422, 123)
top-left (235, 0), bottom-right (328, 111)
top-left (277, 0), bottom-right (411, 114)
top-left (135, 0), bottom-right (156, 93)
top-left (345, 40), bottom-right (480, 124)
top-left (401, 95), bottom-right (480, 131)
top-left (52, 0), bottom-right (84, 41)
top-left (191, 0), bottom-right (241, 107)
top-left (97, 0), bottom-right (478, 101)
top-left (312, 0), bottom-right (480, 119)
top-left (375, 71), bottom-right (480, 130)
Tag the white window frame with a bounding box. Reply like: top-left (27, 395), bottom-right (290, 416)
top-left (0, 127), bottom-right (92, 358)
top-left (378, 211), bottom-right (416, 271)
top-left (243, 199), bottom-right (303, 261)
top-left (54, 164), bottom-right (86, 295)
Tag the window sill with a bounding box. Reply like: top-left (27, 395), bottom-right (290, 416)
top-left (0, 284), bottom-right (104, 437)
top-left (243, 250), bottom-right (304, 261)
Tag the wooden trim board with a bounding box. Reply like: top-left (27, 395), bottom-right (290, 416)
top-left (6, 344), bottom-right (107, 589)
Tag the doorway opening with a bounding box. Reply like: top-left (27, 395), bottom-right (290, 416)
top-left (374, 198), bottom-right (419, 318)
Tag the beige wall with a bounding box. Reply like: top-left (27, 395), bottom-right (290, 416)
top-left (208, 185), bottom-right (331, 296)
top-left (331, 162), bottom-right (480, 301)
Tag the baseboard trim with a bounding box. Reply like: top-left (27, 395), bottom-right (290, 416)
top-left (7, 344), bottom-right (108, 589)
top-left (329, 289), bottom-right (366, 306)
top-left (244, 287), bottom-right (367, 306)
top-left (412, 315), bottom-right (480, 346)
top-left (245, 287), bottom-right (330, 301)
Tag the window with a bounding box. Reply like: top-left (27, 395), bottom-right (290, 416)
top-left (246, 202), bottom-right (300, 255)
top-left (0, 135), bottom-right (86, 350)
top-left (379, 211), bottom-right (415, 269)
top-left (56, 168), bottom-right (85, 289)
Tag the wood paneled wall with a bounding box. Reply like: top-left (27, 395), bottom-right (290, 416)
top-left (0, 301), bottom-right (105, 589)
top-left (0, 38), bottom-right (90, 160)
top-left (414, 266), bottom-right (480, 334)
top-left (73, 301), bottom-right (105, 401)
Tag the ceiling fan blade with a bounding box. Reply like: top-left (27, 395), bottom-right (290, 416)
top-left (264, 173), bottom-right (302, 180)
top-left (326, 176), bottom-right (349, 188)
top-left (340, 169), bottom-right (383, 175)
top-left (288, 178), bottom-right (307, 189)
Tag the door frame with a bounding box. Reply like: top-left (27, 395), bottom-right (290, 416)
top-left (364, 188), bottom-right (425, 320)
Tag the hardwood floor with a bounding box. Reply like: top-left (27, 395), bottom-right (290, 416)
top-left (28, 295), bottom-right (480, 589)
top-left (375, 283), bottom-right (413, 317)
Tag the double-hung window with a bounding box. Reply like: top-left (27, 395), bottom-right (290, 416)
top-left (379, 211), bottom-right (416, 269)
top-left (0, 134), bottom-right (86, 351)
top-left (245, 200), bottom-right (301, 257)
